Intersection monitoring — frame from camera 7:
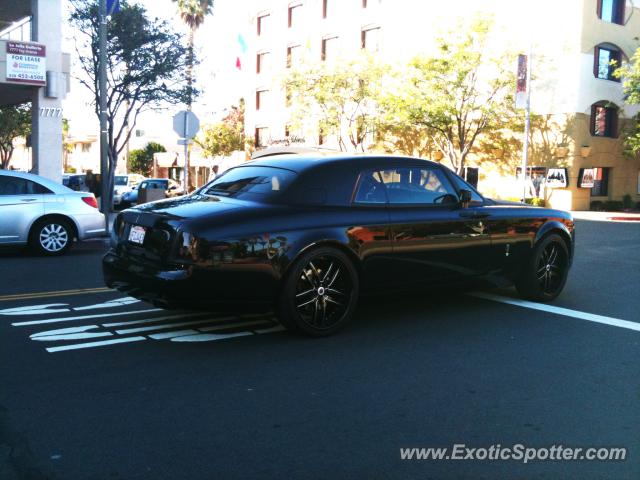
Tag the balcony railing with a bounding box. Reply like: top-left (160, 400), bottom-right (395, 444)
top-left (0, 16), bottom-right (32, 42)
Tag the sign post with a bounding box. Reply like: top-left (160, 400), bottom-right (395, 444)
top-left (173, 111), bottom-right (200, 192)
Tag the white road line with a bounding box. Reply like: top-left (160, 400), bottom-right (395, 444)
top-left (102, 312), bottom-right (217, 327)
top-left (46, 336), bottom-right (147, 353)
top-left (31, 324), bottom-right (112, 342)
top-left (171, 331), bottom-right (253, 343)
top-left (74, 297), bottom-right (140, 311)
top-left (148, 329), bottom-right (200, 340)
top-left (12, 308), bottom-right (162, 327)
top-left (0, 304), bottom-right (70, 316)
top-left (469, 292), bottom-right (640, 332)
top-left (115, 318), bottom-right (229, 335)
top-left (198, 319), bottom-right (273, 332)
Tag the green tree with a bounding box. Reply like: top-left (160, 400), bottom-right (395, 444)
top-left (129, 142), bottom-right (166, 176)
top-left (197, 99), bottom-right (247, 157)
top-left (172, 0), bottom-right (213, 109)
top-left (284, 54), bottom-right (387, 151)
top-left (0, 104), bottom-right (31, 170)
top-left (70, 0), bottom-right (190, 210)
top-left (378, 18), bottom-right (517, 174)
top-left (615, 48), bottom-right (640, 157)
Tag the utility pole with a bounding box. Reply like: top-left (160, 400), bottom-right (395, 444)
top-left (98, 0), bottom-right (109, 232)
top-left (520, 44), bottom-right (532, 203)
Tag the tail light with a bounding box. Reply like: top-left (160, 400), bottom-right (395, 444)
top-left (82, 196), bottom-right (98, 208)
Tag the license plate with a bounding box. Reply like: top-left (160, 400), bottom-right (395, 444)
top-left (128, 225), bottom-right (146, 244)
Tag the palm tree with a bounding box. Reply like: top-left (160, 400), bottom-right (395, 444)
top-left (172, 0), bottom-right (213, 111)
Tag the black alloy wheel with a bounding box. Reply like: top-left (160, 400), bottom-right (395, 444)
top-left (516, 233), bottom-right (569, 302)
top-left (278, 247), bottom-right (359, 336)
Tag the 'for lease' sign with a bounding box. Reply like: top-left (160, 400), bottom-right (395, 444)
top-left (6, 41), bottom-right (46, 86)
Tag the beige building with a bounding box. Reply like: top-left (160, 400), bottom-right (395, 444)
top-left (243, 0), bottom-right (640, 210)
top-left (0, 0), bottom-right (70, 182)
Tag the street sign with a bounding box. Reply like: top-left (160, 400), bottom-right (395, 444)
top-left (173, 111), bottom-right (200, 139)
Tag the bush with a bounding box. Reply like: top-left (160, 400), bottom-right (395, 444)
top-left (590, 201), bottom-right (604, 211)
top-left (526, 198), bottom-right (546, 207)
top-left (602, 200), bottom-right (623, 211)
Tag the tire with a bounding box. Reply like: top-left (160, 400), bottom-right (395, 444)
top-left (516, 234), bottom-right (569, 302)
top-left (29, 218), bottom-right (74, 256)
top-left (277, 246), bottom-right (360, 336)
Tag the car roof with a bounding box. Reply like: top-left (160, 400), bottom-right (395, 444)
top-left (243, 153), bottom-right (443, 173)
top-left (0, 170), bottom-right (72, 194)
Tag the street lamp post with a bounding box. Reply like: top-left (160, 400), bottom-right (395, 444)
top-left (98, 0), bottom-right (109, 232)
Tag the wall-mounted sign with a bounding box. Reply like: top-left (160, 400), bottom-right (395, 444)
top-left (546, 168), bottom-right (568, 188)
top-left (579, 168), bottom-right (595, 188)
top-left (5, 41), bottom-right (46, 86)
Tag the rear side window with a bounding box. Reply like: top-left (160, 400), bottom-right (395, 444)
top-left (0, 176), bottom-right (52, 195)
top-left (203, 166), bottom-right (296, 198)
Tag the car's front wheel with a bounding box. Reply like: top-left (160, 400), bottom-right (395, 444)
top-left (277, 247), bottom-right (359, 336)
top-left (516, 233), bottom-right (570, 302)
top-left (29, 218), bottom-right (74, 256)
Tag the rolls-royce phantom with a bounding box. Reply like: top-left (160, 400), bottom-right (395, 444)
top-left (103, 154), bottom-right (574, 336)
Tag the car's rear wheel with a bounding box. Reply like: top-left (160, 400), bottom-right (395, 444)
top-left (29, 218), bottom-right (74, 256)
top-left (516, 233), bottom-right (569, 302)
top-left (277, 247), bottom-right (359, 336)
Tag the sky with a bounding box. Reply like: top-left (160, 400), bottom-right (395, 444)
top-left (62, 0), bottom-right (250, 151)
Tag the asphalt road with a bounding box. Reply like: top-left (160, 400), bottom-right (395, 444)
top-left (0, 219), bottom-right (639, 480)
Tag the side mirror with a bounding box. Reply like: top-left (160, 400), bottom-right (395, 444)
top-left (459, 189), bottom-right (472, 207)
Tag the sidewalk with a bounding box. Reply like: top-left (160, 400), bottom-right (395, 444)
top-left (571, 211), bottom-right (640, 222)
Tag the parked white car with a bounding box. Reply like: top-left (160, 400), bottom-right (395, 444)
top-left (0, 170), bottom-right (105, 255)
top-left (113, 173), bottom-right (145, 207)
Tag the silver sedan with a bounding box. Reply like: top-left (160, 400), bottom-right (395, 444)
top-left (0, 170), bottom-right (105, 255)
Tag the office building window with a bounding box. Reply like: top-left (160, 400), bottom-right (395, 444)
top-left (322, 0), bottom-right (328, 18)
top-left (255, 127), bottom-right (269, 148)
top-left (597, 0), bottom-right (625, 24)
top-left (257, 13), bottom-right (269, 36)
top-left (590, 102), bottom-right (618, 138)
top-left (362, 0), bottom-right (367, 7)
top-left (286, 45), bottom-right (301, 68)
top-left (321, 36), bottom-right (338, 61)
top-left (594, 44), bottom-right (622, 81)
top-left (256, 51), bottom-right (269, 74)
top-left (288, 3), bottom-right (302, 28)
top-left (361, 26), bottom-right (381, 51)
top-left (256, 89), bottom-right (268, 111)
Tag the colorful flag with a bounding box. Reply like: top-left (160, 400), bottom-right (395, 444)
top-left (237, 34), bottom-right (248, 54)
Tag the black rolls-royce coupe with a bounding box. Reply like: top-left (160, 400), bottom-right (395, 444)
top-left (103, 154), bottom-right (574, 336)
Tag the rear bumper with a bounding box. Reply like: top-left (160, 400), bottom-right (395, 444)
top-left (102, 250), bottom-right (277, 311)
top-left (75, 212), bottom-right (106, 240)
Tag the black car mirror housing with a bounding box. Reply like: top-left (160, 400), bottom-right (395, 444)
top-left (459, 189), bottom-right (472, 207)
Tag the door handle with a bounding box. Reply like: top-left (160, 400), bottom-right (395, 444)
top-left (20, 198), bottom-right (38, 202)
top-left (459, 211), bottom-right (490, 219)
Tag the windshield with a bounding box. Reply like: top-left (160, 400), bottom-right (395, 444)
top-left (201, 166), bottom-right (296, 199)
top-left (114, 176), bottom-right (128, 186)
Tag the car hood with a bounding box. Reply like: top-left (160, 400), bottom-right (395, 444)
top-left (486, 198), bottom-right (526, 206)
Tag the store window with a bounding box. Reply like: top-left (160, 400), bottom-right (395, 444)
top-left (591, 167), bottom-right (610, 196)
top-left (594, 43), bottom-right (622, 81)
top-left (590, 101), bottom-right (618, 138)
top-left (597, 0), bottom-right (625, 25)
